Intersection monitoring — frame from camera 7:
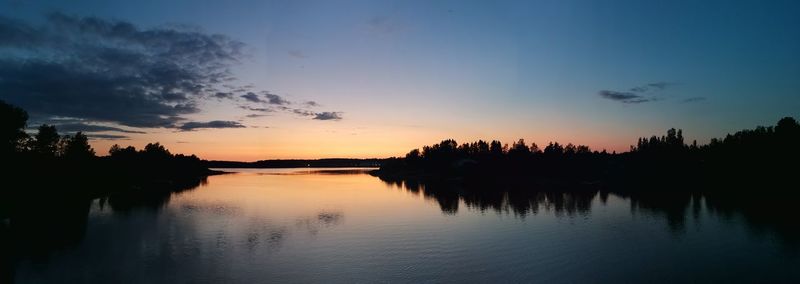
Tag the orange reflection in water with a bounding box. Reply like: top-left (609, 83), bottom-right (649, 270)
top-left (167, 168), bottom-right (441, 232)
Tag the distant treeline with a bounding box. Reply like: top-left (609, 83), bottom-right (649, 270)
top-left (376, 117), bottom-right (800, 190)
top-left (206, 158), bottom-right (385, 168)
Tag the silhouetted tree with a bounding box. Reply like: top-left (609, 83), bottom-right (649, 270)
top-left (143, 142), bottom-right (171, 160)
top-left (0, 100), bottom-right (29, 154)
top-left (109, 144), bottom-right (138, 159)
top-left (544, 142), bottom-right (564, 155)
top-left (32, 124), bottom-right (60, 157)
top-left (775, 117), bottom-right (800, 134)
top-left (530, 142), bottom-right (541, 154)
top-left (564, 143), bottom-right (577, 155)
top-left (508, 139), bottom-right (531, 158)
top-left (62, 132), bottom-right (95, 160)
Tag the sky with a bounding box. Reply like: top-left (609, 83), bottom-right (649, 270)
top-left (1, 0), bottom-right (798, 161)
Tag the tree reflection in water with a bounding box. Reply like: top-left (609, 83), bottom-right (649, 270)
top-left (378, 175), bottom-right (799, 248)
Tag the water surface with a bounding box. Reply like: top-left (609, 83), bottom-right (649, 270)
top-left (9, 168), bottom-right (799, 283)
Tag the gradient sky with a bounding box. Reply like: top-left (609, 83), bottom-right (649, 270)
top-left (1, 0), bottom-right (798, 161)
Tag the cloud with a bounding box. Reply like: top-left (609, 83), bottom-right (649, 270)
top-left (241, 92), bottom-right (262, 103)
top-left (179, 120), bottom-right (246, 131)
top-left (281, 107), bottom-right (343, 120)
top-left (214, 92), bottom-right (234, 99)
top-left (86, 134), bottom-right (130, 140)
top-left (598, 90), bottom-right (642, 101)
top-left (628, 82), bottom-right (673, 93)
top-left (304, 101), bottom-right (320, 107)
top-left (0, 12), bottom-right (243, 128)
top-left (240, 106), bottom-right (274, 112)
top-left (263, 92), bottom-right (289, 105)
top-left (0, 13), bottom-right (345, 129)
top-left (53, 123), bottom-right (146, 134)
top-left (313, 112), bottom-right (343, 121)
top-left (241, 91), bottom-right (288, 105)
top-left (646, 82), bottom-right (671, 90)
top-left (597, 90), bottom-right (655, 104)
top-left (599, 82), bottom-right (674, 104)
top-left (682, 97), bottom-right (706, 103)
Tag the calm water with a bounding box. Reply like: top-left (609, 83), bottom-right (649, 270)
top-left (8, 168), bottom-right (800, 283)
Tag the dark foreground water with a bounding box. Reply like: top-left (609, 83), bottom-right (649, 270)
top-left (5, 168), bottom-right (799, 283)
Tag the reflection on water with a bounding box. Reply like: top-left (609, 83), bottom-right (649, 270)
top-left (3, 168), bottom-right (799, 283)
top-left (380, 175), bottom-right (800, 246)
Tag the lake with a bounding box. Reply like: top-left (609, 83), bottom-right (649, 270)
top-left (7, 168), bottom-right (799, 283)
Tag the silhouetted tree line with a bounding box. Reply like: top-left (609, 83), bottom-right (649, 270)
top-left (376, 116), bottom-right (800, 190)
top-left (378, 136), bottom-right (611, 184)
top-left (0, 100), bottom-right (219, 208)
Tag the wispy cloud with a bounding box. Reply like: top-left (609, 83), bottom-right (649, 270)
top-left (86, 134), bottom-right (130, 140)
top-left (598, 91), bottom-right (642, 101)
top-left (52, 123), bottom-right (146, 134)
top-left (179, 120), bottom-right (246, 131)
top-left (240, 106), bottom-right (274, 113)
top-left (681, 97), bottom-right (706, 103)
top-left (238, 94), bottom-right (343, 120)
top-left (598, 82), bottom-right (673, 104)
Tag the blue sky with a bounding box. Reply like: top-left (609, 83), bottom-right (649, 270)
top-left (1, 0), bottom-right (798, 159)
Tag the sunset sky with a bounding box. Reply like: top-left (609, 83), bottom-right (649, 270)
top-left (1, 0), bottom-right (798, 161)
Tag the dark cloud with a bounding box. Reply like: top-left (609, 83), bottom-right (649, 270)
top-left (179, 120), bottom-right (246, 131)
top-left (241, 92), bottom-right (262, 103)
top-left (0, 12), bottom-right (243, 128)
top-left (313, 112), bottom-right (343, 121)
top-left (0, 13), bottom-right (344, 129)
top-left (304, 101), bottom-right (320, 107)
top-left (263, 92), bottom-right (289, 105)
top-left (245, 114), bottom-right (267, 118)
top-left (600, 82), bottom-right (674, 104)
top-left (53, 123), bottom-right (146, 134)
top-left (598, 90), bottom-right (642, 101)
top-left (214, 92), bottom-right (234, 99)
top-left (682, 97), bottom-right (706, 103)
top-left (86, 134), bottom-right (130, 140)
top-left (597, 90), bottom-right (656, 104)
top-left (240, 91), bottom-right (288, 105)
